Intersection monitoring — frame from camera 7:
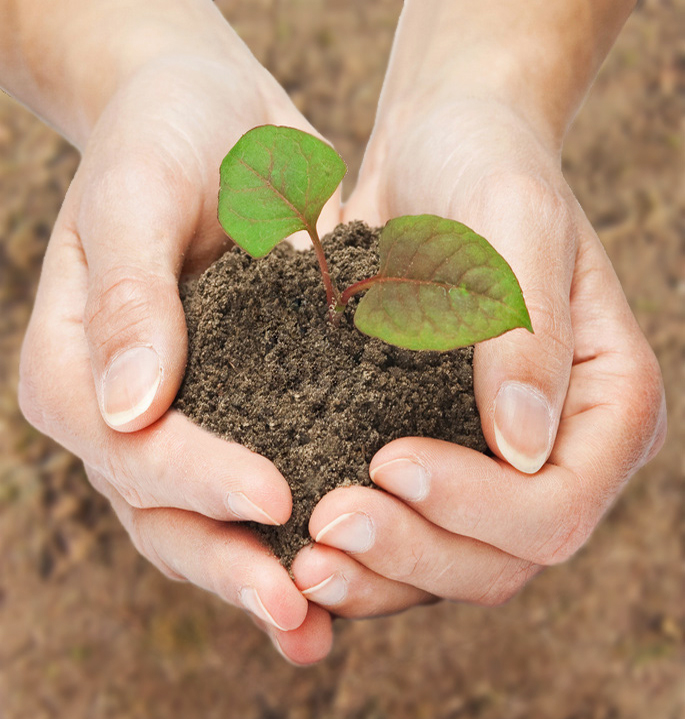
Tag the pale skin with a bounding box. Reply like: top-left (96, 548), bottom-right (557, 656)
top-left (2, 0), bottom-right (666, 665)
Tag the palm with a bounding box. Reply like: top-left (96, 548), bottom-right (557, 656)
top-left (20, 57), bottom-right (344, 667)
top-left (345, 100), bottom-right (563, 233)
top-left (77, 59), bottom-right (340, 278)
top-left (295, 99), bottom-right (666, 613)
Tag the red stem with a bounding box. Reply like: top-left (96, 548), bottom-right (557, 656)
top-left (307, 227), bottom-right (340, 311)
top-left (339, 275), bottom-right (379, 306)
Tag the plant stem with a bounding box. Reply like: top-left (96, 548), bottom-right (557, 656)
top-left (307, 226), bottom-right (341, 311)
top-left (339, 275), bottom-right (379, 306)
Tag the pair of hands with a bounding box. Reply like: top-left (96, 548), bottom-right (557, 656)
top-left (18, 46), bottom-right (665, 664)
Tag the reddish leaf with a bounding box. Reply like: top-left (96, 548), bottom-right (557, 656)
top-left (218, 125), bottom-right (346, 258)
top-left (354, 215), bottom-right (532, 350)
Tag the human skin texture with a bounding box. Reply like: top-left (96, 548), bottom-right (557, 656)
top-left (2, 0), bottom-right (665, 665)
top-left (291, 0), bottom-right (666, 644)
top-left (3, 0), bottom-right (340, 664)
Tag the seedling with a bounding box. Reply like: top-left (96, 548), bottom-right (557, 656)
top-left (218, 125), bottom-right (532, 351)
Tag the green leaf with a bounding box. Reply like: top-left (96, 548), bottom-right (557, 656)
top-left (218, 125), bottom-right (346, 258)
top-left (354, 215), bottom-right (533, 351)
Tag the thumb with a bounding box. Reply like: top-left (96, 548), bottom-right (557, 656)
top-left (78, 159), bottom-right (203, 432)
top-left (473, 178), bottom-right (576, 474)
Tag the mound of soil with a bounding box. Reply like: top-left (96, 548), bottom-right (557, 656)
top-left (174, 221), bottom-right (486, 566)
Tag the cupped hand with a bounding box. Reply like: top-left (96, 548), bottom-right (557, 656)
top-left (291, 99), bottom-right (666, 619)
top-left (18, 53), bottom-right (340, 665)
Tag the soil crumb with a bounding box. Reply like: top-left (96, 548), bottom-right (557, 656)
top-left (174, 221), bottom-right (487, 567)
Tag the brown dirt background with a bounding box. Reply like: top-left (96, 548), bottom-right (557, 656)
top-left (0, 1), bottom-right (683, 717)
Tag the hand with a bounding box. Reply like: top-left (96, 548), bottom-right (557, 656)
top-left (290, 97), bottom-right (666, 620)
top-left (17, 50), bottom-right (340, 665)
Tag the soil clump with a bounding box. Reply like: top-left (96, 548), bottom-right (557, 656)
top-left (174, 221), bottom-right (486, 566)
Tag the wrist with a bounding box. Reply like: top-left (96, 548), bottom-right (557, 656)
top-left (378, 0), bottom-right (636, 154)
top-left (8, 0), bottom-right (263, 148)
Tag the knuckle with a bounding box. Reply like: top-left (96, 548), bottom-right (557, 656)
top-left (388, 546), bottom-right (429, 584)
top-left (127, 509), bottom-right (182, 580)
top-left (476, 559), bottom-right (536, 607)
top-left (211, 552), bottom-right (244, 603)
top-left (615, 341), bottom-right (667, 468)
top-left (84, 466), bottom-right (112, 499)
top-left (628, 347), bottom-right (665, 427)
top-left (84, 269), bottom-right (159, 357)
top-left (106, 421), bottom-right (210, 514)
top-left (534, 495), bottom-right (595, 565)
top-left (480, 586), bottom-right (516, 608)
top-left (132, 423), bottom-right (196, 508)
top-left (148, 426), bottom-right (202, 501)
top-left (115, 482), bottom-right (150, 510)
top-left (101, 446), bottom-right (158, 510)
top-left (520, 288), bottom-right (574, 365)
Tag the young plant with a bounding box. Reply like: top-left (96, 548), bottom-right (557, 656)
top-left (218, 125), bottom-right (532, 351)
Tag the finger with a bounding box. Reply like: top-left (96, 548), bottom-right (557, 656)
top-left (468, 175), bottom-right (576, 474)
top-left (349, 169), bottom-right (576, 474)
top-left (552, 219), bottom-right (667, 488)
top-left (74, 138), bottom-right (207, 433)
top-left (369, 229), bottom-right (666, 566)
top-left (265, 603), bottom-right (334, 666)
top-left (309, 486), bottom-right (540, 604)
top-left (87, 467), bottom-right (308, 632)
top-left (291, 543), bottom-right (435, 618)
top-left (19, 222), bottom-right (292, 524)
top-left (104, 412), bottom-right (294, 524)
top-left (370, 436), bottom-right (582, 564)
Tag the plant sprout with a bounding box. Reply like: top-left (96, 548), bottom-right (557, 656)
top-left (218, 125), bottom-right (532, 351)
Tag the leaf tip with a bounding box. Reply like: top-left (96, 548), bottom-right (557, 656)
top-left (521, 307), bottom-right (534, 334)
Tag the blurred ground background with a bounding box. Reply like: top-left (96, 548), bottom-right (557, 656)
top-left (0, 0), bottom-right (683, 717)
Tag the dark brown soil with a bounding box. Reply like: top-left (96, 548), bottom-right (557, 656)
top-left (174, 221), bottom-right (486, 565)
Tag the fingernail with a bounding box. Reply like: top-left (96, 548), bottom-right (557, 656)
top-left (239, 587), bottom-right (286, 631)
top-left (102, 346), bottom-right (161, 427)
top-left (302, 573), bottom-right (348, 606)
top-left (370, 458), bottom-right (429, 501)
top-left (314, 512), bottom-right (375, 554)
top-left (494, 382), bottom-right (552, 474)
top-left (226, 492), bottom-right (281, 525)
top-left (270, 635), bottom-right (307, 667)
